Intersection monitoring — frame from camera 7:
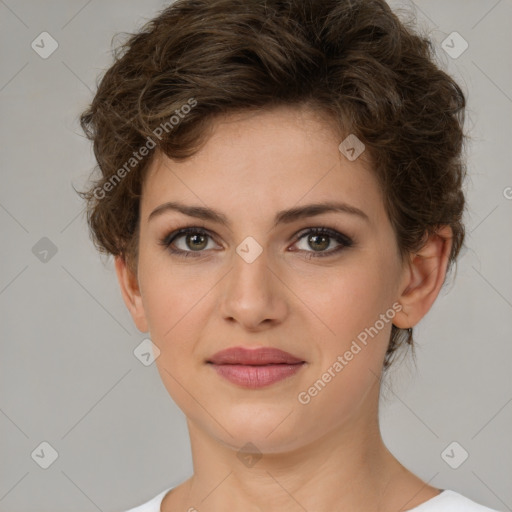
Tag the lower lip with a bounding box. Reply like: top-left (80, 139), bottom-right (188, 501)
top-left (209, 363), bottom-right (304, 388)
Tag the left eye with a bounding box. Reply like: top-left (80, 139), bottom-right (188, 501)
top-left (159, 226), bottom-right (353, 258)
top-left (291, 227), bottom-right (353, 258)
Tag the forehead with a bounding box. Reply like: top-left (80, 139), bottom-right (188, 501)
top-left (140, 106), bottom-right (385, 227)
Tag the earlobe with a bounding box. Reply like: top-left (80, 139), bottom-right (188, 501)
top-left (114, 255), bottom-right (149, 333)
top-left (393, 226), bottom-right (453, 329)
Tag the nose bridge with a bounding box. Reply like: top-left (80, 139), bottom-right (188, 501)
top-left (229, 239), bottom-right (273, 303)
top-left (219, 237), bottom-right (287, 329)
top-left (233, 239), bottom-right (271, 290)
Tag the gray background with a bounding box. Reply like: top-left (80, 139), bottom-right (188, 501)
top-left (1, 1), bottom-right (511, 511)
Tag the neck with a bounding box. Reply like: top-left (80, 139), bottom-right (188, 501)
top-left (168, 408), bottom-right (428, 511)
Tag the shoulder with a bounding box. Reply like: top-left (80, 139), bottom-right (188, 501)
top-left (411, 489), bottom-right (502, 511)
top-left (122, 487), bottom-right (174, 512)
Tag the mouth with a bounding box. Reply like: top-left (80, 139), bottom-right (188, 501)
top-left (206, 346), bottom-right (306, 388)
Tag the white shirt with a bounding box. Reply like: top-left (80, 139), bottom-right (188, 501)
top-left (124, 487), bottom-right (502, 511)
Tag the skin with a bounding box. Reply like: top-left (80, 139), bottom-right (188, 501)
top-left (115, 105), bottom-right (453, 512)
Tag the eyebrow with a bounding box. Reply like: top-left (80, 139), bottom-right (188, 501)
top-left (148, 200), bottom-right (370, 228)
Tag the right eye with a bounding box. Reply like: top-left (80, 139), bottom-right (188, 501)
top-left (159, 227), bottom-right (219, 258)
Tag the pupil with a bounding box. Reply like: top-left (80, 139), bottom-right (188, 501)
top-left (188, 233), bottom-right (207, 251)
top-left (310, 234), bottom-right (328, 251)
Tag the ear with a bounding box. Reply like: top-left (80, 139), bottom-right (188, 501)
top-left (114, 255), bottom-right (148, 333)
top-left (393, 226), bottom-right (453, 329)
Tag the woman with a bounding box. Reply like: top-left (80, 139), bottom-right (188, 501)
top-left (77, 0), bottom-right (501, 510)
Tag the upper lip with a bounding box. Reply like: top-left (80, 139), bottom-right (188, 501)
top-left (207, 346), bottom-right (305, 365)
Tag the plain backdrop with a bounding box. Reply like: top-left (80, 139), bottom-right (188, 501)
top-left (1, 1), bottom-right (511, 511)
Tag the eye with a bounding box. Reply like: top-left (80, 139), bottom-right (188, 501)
top-left (291, 227), bottom-right (353, 259)
top-left (159, 226), bottom-right (354, 259)
top-left (159, 227), bottom-right (218, 258)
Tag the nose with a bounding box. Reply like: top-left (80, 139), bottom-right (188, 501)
top-left (218, 244), bottom-right (289, 332)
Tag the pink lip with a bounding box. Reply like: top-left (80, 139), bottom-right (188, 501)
top-left (207, 347), bottom-right (305, 388)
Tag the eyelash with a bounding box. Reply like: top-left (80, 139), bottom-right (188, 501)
top-left (158, 226), bottom-right (354, 260)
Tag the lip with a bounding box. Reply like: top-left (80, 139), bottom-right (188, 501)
top-left (207, 346), bottom-right (304, 365)
top-left (207, 346), bottom-right (306, 388)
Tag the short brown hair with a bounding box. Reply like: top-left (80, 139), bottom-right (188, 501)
top-left (77, 0), bottom-right (467, 370)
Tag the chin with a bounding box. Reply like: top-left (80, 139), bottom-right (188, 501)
top-left (210, 403), bottom-right (312, 452)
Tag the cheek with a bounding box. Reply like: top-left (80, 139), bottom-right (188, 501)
top-left (142, 280), bottom-right (205, 349)
top-left (140, 266), bottom-right (212, 409)
top-left (299, 253), bottom-right (399, 397)
top-left (293, 258), bottom-right (394, 342)
top-left (137, 248), bottom-right (222, 359)
top-left (292, 266), bottom-right (395, 425)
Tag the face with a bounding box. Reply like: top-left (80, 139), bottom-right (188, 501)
top-left (119, 105), bottom-right (410, 454)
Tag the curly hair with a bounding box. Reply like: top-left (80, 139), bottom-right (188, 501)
top-left (77, 0), bottom-right (467, 371)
